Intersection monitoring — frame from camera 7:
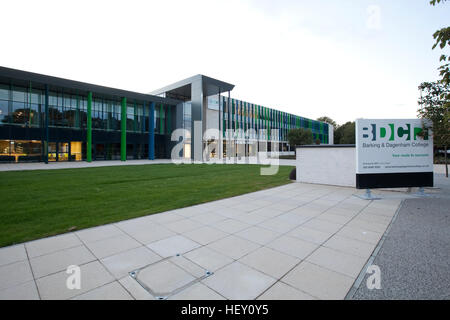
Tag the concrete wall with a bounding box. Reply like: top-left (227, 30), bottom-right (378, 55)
top-left (296, 146), bottom-right (356, 187)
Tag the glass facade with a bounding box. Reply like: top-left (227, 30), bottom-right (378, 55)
top-left (0, 68), bottom-right (330, 163)
top-left (0, 83), bottom-right (175, 134)
top-left (221, 96), bottom-right (329, 146)
top-left (0, 140), bottom-right (42, 162)
top-left (0, 80), bottom-right (175, 163)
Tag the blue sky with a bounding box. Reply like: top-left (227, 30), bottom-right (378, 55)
top-left (0, 0), bottom-right (449, 124)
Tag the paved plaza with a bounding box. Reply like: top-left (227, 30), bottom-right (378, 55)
top-left (0, 181), bottom-right (404, 300)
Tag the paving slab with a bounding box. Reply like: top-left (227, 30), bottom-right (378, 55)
top-left (0, 244), bottom-right (27, 267)
top-left (147, 235), bottom-right (201, 257)
top-left (183, 226), bottom-right (228, 246)
top-left (183, 246), bottom-right (234, 272)
top-left (206, 235), bottom-right (260, 260)
top-left (323, 235), bottom-right (376, 259)
top-left (169, 282), bottom-right (225, 300)
top-left (257, 282), bottom-right (316, 300)
top-left (71, 281), bottom-right (133, 300)
top-left (101, 246), bottom-right (162, 279)
top-left (36, 261), bottom-right (114, 300)
top-left (287, 226), bottom-right (333, 245)
top-left (190, 212), bottom-right (227, 225)
top-left (202, 262), bottom-right (276, 300)
top-left (26, 233), bottom-right (82, 258)
top-left (0, 260), bottom-right (34, 291)
top-left (266, 235), bottom-right (318, 260)
top-left (76, 225), bottom-right (125, 244)
top-left (282, 261), bottom-right (354, 300)
top-left (0, 280), bottom-right (40, 300)
top-left (115, 220), bottom-right (176, 245)
top-left (239, 247), bottom-right (300, 279)
top-left (30, 245), bottom-right (96, 279)
top-left (257, 217), bottom-right (297, 233)
top-left (213, 219), bottom-right (251, 234)
top-left (235, 226), bottom-right (281, 245)
top-left (306, 246), bottom-right (368, 279)
top-left (164, 219), bottom-right (204, 234)
top-left (336, 225), bottom-right (383, 245)
top-left (85, 234), bottom-right (141, 259)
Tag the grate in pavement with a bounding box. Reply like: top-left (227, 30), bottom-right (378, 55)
top-left (129, 254), bottom-right (213, 300)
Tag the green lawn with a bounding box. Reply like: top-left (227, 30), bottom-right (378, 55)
top-left (0, 164), bottom-right (293, 247)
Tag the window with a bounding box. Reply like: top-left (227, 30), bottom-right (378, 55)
top-left (12, 101), bottom-right (26, 124)
top-left (0, 100), bottom-right (8, 124)
top-left (0, 84), bottom-right (9, 100)
top-left (127, 105), bottom-right (134, 131)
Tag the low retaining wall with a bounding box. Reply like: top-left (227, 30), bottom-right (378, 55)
top-left (296, 145), bottom-right (356, 187)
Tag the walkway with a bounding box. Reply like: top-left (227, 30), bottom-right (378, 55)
top-left (0, 182), bottom-right (404, 300)
top-left (0, 159), bottom-right (297, 172)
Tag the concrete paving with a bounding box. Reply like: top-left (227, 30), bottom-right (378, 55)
top-left (0, 159), bottom-right (173, 172)
top-left (0, 158), bottom-right (297, 172)
top-left (0, 181), bottom-right (406, 300)
top-left (350, 172), bottom-right (450, 300)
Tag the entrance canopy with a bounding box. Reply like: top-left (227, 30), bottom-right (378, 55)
top-left (150, 74), bottom-right (235, 101)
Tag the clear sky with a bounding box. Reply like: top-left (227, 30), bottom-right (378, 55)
top-left (1, 0), bottom-right (449, 125)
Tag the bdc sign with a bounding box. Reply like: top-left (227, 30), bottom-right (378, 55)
top-left (355, 119), bottom-right (434, 189)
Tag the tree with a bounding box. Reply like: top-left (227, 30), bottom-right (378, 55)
top-left (316, 116), bottom-right (337, 128)
top-left (418, 81), bottom-right (450, 177)
top-left (334, 121), bottom-right (355, 144)
top-left (287, 128), bottom-right (314, 147)
top-left (430, 0), bottom-right (450, 86)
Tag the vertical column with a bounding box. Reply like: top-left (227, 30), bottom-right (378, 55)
top-left (218, 90), bottom-right (222, 159)
top-left (149, 102), bottom-right (155, 160)
top-left (44, 85), bottom-right (49, 164)
top-left (160, 104), bottom-right (164, 134)
top-left (227, 91), bottom-right (231, 159)
top-left (121, 97), bottom-right (127, 161)
top-left (28, 82), bottom-right (32, 128)
top-left (190, 79), bottom-right (203, 162)
top-left (142, 102), bottom-right (146, 134)
top-left (76, 95), bottom-right (80, 128)
top-left (87, 92), bottom-right (92, 162)
top-left (167, 105), bottom-right (171, 134)
top-left (133, 101), bottom-right (137, 132)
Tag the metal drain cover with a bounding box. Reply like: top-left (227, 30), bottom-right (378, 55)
top-left (129, 254), bottom-right (213, 300)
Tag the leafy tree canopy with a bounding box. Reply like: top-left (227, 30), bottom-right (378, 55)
top-left (287, 128), bottom-right (314, 147)
top-left (418, 81), bottom-right (450, 148)
top-left (418, 81), bottom-right (450, 176)
top-left (334, 121), bottom-right (355, 144)
top-left (430, 0), bottom-right (450, 85)
top-left (316, 116), bottom-right (337, 127)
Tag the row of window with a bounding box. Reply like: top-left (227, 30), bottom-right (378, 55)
top-left (222, 100), bottom-right (325, 132)
top-left (0, 140), bottom-right (168, 162)
top-left (220, 97), bottom-right (328, 143)
top-left (221, 98), bottom-right (322, 127)
top-left (0, 84), bottom-right (172, 134)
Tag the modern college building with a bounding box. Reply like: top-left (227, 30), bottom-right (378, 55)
top-left (0, 66), bottom-right (333, 163)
